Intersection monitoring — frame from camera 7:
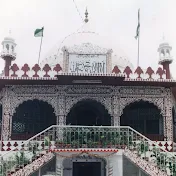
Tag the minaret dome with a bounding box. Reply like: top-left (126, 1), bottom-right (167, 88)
top-left (0, 32), bottom-right (17, 76)
top-left (158, 36), bottom-right (173, 79)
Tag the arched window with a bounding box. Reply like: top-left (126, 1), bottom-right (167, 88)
top-left (11, 45), bottom-right (14, 52)
top-left (6, 44), bottom-right (9, 51)
top-left (66, 99), bottom-right (111, 126)
top-left (166, 49), bottom-right (170, 57)
top-left (161, 49), bottom-right (165, 57)
top-left (120, 101), bottom-right (163, 140)
top-left (12, 99), bottom-right (56, 140)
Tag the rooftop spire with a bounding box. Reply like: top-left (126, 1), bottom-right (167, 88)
top-left (84, 8), bottom-right (89, 23)
top-left (162, 33), bottom-right (165, 41)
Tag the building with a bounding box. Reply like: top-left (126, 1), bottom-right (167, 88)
top-left (0, 11), bottom-right (176, 176)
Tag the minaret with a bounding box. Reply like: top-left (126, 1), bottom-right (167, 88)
top-left (0, 33), bottom-right (17, 76)
top-left (158, 36), bottom-right (173, 79)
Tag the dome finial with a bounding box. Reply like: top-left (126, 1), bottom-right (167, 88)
top-left (162, 33), bottom-right (165, 41)
top-left (84, 7), bottom-right (89, 23)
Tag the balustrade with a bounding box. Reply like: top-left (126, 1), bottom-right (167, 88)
top-left (0, 125), bottom-right (175, 175)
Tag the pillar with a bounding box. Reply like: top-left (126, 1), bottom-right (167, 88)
top-left (56, 155), bottom-right (64, 176)
top-left (105, 153), bottom-right (123, 176)
top-left (58, 96), bottom-right (66, 125)
top-left (113, 96), bottom-right (120, 126)
top-left (1, 88), bottom-right (11, 142)
top-left (164, 89), bottom-right (173, 141)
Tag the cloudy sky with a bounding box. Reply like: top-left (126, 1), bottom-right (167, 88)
top-left (0, 0), bottom-right (176, 76)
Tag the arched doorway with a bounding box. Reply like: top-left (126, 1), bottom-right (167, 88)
top-left (11, 99), bottom-right (56, 140)
top-left (66, 99), bottom-right (111, 126)
top-left (120, 101), bottom-right (164, 141)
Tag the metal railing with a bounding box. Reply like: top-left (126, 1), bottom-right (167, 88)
top-left (0, 125), bottom-right (176, 175)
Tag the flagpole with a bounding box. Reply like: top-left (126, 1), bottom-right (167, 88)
top-left (38, 36), bottom-right (43, 65)
top-left (137, 32), bottom-right (140, 66)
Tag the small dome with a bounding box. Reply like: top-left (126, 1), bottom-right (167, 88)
top-left (4, 37), bottom-right (15, 42)
top-left (2, 35), bottom-right (16, 46)
top-left (41, 21), bottom-right (133, 72)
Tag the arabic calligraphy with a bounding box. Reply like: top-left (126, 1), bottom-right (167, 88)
top-left (69, 54), bottom-right (107, 74)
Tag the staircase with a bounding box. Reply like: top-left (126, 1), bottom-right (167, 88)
top-left (0, 125), bottom-right (176, 176)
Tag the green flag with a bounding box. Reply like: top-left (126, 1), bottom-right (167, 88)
top-left (135, 9), bottom-right (140, 39)
top-left (34, 27), bottom-right (44, 37)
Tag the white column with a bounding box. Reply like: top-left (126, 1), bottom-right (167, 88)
top-left (56, 155), bottom-right (64, 176)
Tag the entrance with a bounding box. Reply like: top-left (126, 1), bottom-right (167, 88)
top-left (63, 156), bottom-right (106, 176)
top-left (73, 162), bottom-right (101, 176)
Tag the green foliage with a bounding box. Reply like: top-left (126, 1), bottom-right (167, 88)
top-left (56, 128), bottom-right (132, 148)
top-left (0, 152), bottom-right (30, 176)
top-left (15, 152), bottom-right (29, 166)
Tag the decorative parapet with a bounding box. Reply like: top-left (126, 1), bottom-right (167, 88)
top-left (112, 65), bottom-right (167, 80)
top-left (9, 63), bottom-right (62, 78)
top-left (1, 141), bottom-right (173, 152)
top-left (6, 63), bottom-right (172, 82)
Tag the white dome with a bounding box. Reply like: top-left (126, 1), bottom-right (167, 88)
top-left (41, 22), bottom-right (133, 71)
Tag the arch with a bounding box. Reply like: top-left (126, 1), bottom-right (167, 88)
top-left (11, 96), bottom-right (58, 116)
top-left (6, 44), bottom-right (9, 51)
top-left (161, 49), bottom-right (165, 56)
top-left (119, 97), bottom-right (164, 117)
top-left (11, 99), bottom-right (57, 140)
top-left (66, 99), bottom-right (111, 126)
top-left (66, 97), bottom-right (112, 117)
top-left (120, 100), bottom-right (164, 140)
top-left (166, 49), bottom-right (170, 56)
top-left (11, 45), bottom-right (14, 52)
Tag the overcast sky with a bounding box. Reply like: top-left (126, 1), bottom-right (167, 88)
top-left (0, 0), bottom-right (176, 76)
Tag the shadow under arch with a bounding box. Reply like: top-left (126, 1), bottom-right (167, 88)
top-left (120, 100), bottom-right (164, 141)
top-left (63, 155), bottom-right (106, 176)
top-left (12, 99), bottom-right (56, 140)
top-left (66, 99), bottom-right (111, 126)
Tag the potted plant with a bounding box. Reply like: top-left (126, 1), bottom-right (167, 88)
top-left (44, 136), bottom-right (51, 150)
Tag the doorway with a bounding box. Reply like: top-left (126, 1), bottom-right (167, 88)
top-left (63, 156), bottom-right (106, 176)
top-left (73, 162), bottom-right (101, 176)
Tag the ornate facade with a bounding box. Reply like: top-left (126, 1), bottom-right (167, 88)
top-left (1, 85), bottom-right (173, 141)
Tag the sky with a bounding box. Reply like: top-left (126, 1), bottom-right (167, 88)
top-left (0, 0), bottom-right (176, 76)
